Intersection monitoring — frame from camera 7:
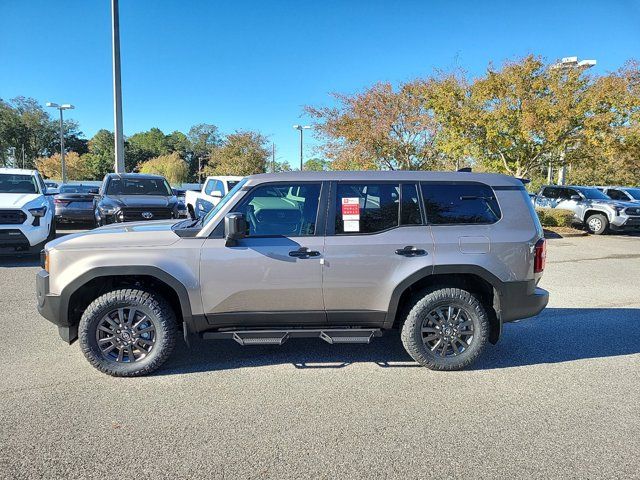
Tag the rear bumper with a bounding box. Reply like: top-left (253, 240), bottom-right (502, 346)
top-left (499, 280), bottom-right (549, 323)
top-left (55, 208), bottom-right (95, 222)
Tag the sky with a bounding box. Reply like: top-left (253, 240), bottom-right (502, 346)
top-left (1, 0), bottom-right (640, 167)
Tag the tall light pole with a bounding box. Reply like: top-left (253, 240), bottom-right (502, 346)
top-left (46, 102), bottom-right (75, 183)
top-left (112, 0), bottom-right (125, 173)
top-left (293, 125), bottom-right (310, 170)
top-left (550, 56), bottom-right (597, 185)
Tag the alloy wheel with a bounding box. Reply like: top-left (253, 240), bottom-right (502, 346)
top-left (421, 305), bottom-right (474, 357)
top-left (95, 307), bottom-right (156, 363)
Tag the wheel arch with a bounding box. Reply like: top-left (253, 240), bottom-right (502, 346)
top-left (60, 266), bottom-right (193, 342)
top-left (385, 265), bottom-right (504, 344)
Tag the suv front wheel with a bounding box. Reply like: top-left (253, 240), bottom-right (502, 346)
top-left (78, 289), bottom-right (177, 377)
top-left (401, 287), bottom-right (489, 371)
top-left (585, 213), bottom-right (609, 235)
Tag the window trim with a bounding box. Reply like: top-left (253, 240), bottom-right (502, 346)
top-left (227, 181), bottom-right (327, 239)
top-left (326, 180), bottom-right (424, 237)
top-left (420, 180), bottom-right (502, 226)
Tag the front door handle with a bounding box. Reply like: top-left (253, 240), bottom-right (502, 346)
top-left (395, 246), bottom-right (427, 257)
top-left (289, 247), bottom-right (321, 259)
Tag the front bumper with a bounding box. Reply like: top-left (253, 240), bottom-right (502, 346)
top-left (499, 280), bottom-right (549, 323)
top-left (611, 215), bottom-right (640, 230)
top-left (36, 269), bottom-right (76, 342)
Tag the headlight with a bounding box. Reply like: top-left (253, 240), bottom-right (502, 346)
top-left (29, 206), bottom-right (47, 217)
top-left (100, 205), bottom-right (119, 215)
top-left (29, 206), bottom-right (47, 226)
top-left (614, 207), bottom-right (623, 216)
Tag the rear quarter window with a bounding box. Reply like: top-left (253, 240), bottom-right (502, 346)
top-left (421, 182), bottom-right (501, 225)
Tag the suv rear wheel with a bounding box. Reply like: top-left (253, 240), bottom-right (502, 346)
top-left (586, 213), bottom-right (609, 235)
top-left (401, 287), bottom-right (489, 371)
top-left (78, 289), bottom-right (177, 377)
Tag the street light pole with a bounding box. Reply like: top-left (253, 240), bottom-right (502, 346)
top-left (293, 125), bottom-right (310, 170)
top-left (550, 56), bottom-right (597, 185)
top-left (112, 0), bottom-right (125, 173)
top-left (46, 102), bottom-right (74, 184)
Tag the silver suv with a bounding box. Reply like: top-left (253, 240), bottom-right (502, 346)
top-left (535, 185), bottom-right (640, 234)
top-left (36, 171), bottom-right (549, 376)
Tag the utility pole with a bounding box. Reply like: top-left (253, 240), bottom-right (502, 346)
top-left (21, 144), bottom-right (25, 169)
top-left (293, 125), bottom-right (310, 171)
top-left (272, 143), bottom-right (276, 173)
top-left (112, 0), bottom-right (125, 173)
top-left (549, 56), bottom-right (596, 185)
top-left (46, 102), bottom-right (74, 183)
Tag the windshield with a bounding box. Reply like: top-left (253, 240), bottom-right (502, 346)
top-left (59, 185), bottom-right (97, 194)
top-left (579, 188), bottom-right (610, 200)
top-left (201, 178), bottom-right (248, 225)
top-left (106, 177), bottom-right (172, 196)
top-left (0, 174), bottom-right (39, 194)
top-left (624, 188), bottom-right (640, 200)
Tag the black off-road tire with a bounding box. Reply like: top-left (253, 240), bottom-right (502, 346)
top-left (79, 289), bottom-right (177, 377)
top-left (585, 213), bottom-right (609, 235)
top-left (401, 287), bottom-right (489, 371)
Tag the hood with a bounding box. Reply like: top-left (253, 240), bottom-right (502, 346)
top-left (109, 195), bottom-right (175, 208)
top-left (47, 220), bottom-right (182, 251)
top-left (589, 199), bottom-right (638, 209)
top-left (0, 193), bottom-right (42, 208)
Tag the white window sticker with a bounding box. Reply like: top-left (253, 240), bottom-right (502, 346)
top-left (342, 197), bottom-right (360, 231)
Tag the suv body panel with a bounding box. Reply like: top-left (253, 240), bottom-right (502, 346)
top-left (37, 170), bottom-right (549, 344)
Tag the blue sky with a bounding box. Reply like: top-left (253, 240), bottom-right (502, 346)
top-left (1, 0), bottom-right (639, 166)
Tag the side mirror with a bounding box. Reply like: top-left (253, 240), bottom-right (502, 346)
top-left (570, 195), bottom-right (581, 201)
top-left (224, 213), bottom-right (247, 246)
top-left (212, 190), bottom-right (223, 198)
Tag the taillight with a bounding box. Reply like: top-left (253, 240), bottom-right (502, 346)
top-left (54, 199), bottom-right (69, 205)
top-left (534, 238), bottom-right (546, 273)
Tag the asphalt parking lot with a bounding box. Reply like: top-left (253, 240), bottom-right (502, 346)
top-left (1, 228), bottom-right (639, 479)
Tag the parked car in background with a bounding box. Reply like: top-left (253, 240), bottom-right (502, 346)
top-left (37, 170), bottom-right (548, 376)
top-left (185, 175), bottom-right (243, 218)
top-left (535, 185), bottom-right (640, 234)
top-left (94, 173), bottom-right (188, 226)
top-left (172, 188), bottom-right (187, 205)
top-left (54, 184), bottom-right (99, 225)
top-left (0, 168), bottom-right (55, 253)
top-left (600, 186), bottom-right (640, 203)
top-left (44, 181), bottom-right (59, 194)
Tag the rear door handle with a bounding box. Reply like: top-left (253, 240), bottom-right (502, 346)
top-left (395, 246), bottom-right (427, 257)
top-left (289, 247), bottom-right (321, 259)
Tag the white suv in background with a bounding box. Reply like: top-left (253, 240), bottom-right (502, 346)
top-left (0, 168), bottom-right (55, 253)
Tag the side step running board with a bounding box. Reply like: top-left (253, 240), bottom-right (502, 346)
top-left (202, 328), bottom-right (382, 346)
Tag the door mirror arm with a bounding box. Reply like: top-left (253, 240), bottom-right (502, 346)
top-left (224, 212), bottom-right (247, 247)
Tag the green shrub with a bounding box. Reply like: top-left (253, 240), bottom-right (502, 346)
top-left (535, 208), bottom-right (575, 227)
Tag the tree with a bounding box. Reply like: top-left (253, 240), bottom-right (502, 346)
top-left (204, 131), bottom-right (269, 176)
top-left (138, 152), bottom-right (189, 184)
top-left (305, 82), bottom-right (445, 170)
top-left (83, 129), bottom-right (115, 180)
top-left (0, 97), bottom-right (86, 168)
top-left (303, 158), bottom-right (330, 171)
top-left (35, 152), bottom-right (90, 180)
top-left (187, 123), bottom-right (221, 181)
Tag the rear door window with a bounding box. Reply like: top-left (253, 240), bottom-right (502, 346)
top-left (335, 183), bottom-right (400, 234)
top-left (421, 182), bottom-right (501, 225)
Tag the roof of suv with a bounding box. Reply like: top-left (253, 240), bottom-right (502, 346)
top-left (105, 173), bottom-right (167, 180)
top-left (0, 167), bottom-right (39, 176)
top-left (248, 170), bottom-right (522, 186)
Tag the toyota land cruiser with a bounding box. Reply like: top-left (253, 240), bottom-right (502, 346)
top-left (36, 171), bottom-right (549, 376)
